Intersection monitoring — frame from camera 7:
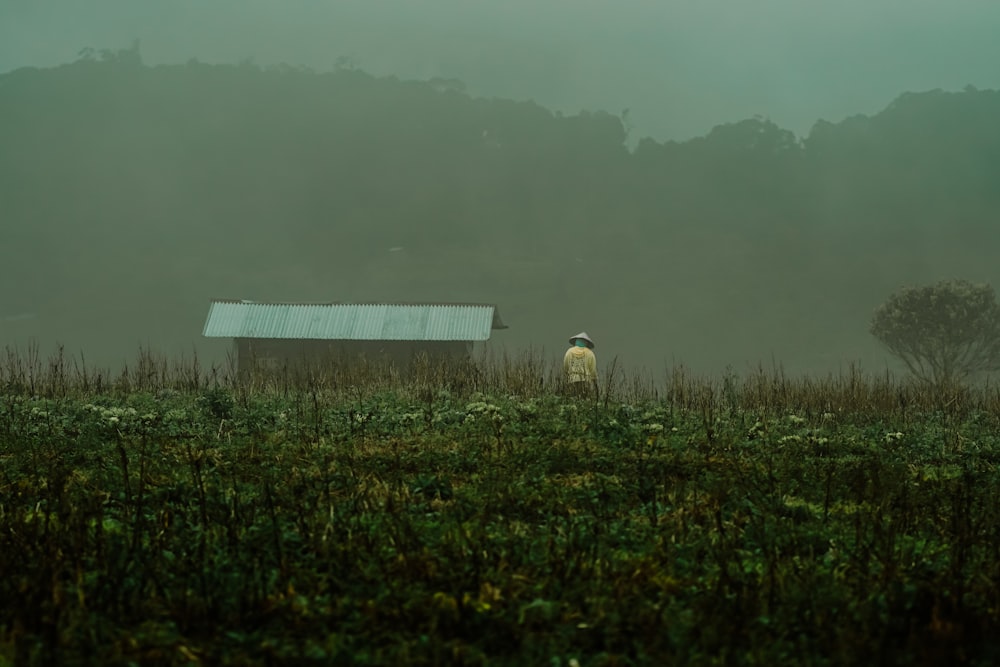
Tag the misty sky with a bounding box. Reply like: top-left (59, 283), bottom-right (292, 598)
top-left (3, 0), bottom-right (999, 142)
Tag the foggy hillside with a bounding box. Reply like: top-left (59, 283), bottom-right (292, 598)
top-left (2, 50), bottom-right (1000, 376)
top-left (4, 0), bottom-right (1000, 144)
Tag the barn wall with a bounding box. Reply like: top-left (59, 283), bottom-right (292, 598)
top-left (235, 338), bottom-right (473, 371)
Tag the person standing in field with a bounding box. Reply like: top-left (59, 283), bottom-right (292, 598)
top-left (564, 332), bottom-right (598, 397)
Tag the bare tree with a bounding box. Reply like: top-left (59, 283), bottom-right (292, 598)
top-left (871, 279), bottom-right (1000, 386)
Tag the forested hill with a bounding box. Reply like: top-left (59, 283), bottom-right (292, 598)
top-left (3, 49), bottom-right (1000, 375)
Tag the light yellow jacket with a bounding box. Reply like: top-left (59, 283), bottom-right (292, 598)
top-left (564, 346), bottom-right (597, 383)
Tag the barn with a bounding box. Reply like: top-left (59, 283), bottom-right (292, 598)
top-left (201, 299), bottom-right (508, 371)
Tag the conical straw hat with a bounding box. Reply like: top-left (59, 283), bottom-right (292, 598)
top-left (568, 331), bottom-right (595, 349)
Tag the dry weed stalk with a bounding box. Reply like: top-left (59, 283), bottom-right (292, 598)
top-left (0, 346), bottom-right (995, 421)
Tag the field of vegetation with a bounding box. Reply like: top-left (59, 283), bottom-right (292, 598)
top-left (3, 348), bottom-right (1000, 666)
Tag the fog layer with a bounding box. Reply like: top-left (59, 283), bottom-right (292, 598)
top-left (3, 0), bottom-right (1000, 141)
top-left (3, 3), bottom-right (1000, 376)
top-left (2, 50), bottom-right (998, 376)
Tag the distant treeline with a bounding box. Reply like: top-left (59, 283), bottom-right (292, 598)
top-left (2, 46), bottom-right (999, 373)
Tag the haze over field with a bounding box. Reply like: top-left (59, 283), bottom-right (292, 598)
top-left (2, 1), bottom-right (1000, 379)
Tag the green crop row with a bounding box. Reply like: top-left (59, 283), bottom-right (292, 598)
top-left (2, 352), bottom-right (1000, 665)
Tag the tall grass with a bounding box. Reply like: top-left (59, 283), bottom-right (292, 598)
top-left (3, 344), bottom-right (998, 419)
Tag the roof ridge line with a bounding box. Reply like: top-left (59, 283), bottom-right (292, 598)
top-left (208, 299), bottom-right (498, 307)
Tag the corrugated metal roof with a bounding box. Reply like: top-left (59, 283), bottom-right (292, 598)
top-left (202, 300), bottom-right (507, 341)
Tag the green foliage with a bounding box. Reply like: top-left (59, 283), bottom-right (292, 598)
top-left (4, 359), bottom-right (1000, 665)
top-left (197, 385), bottom-right (235, 420)
top-left (871, 279), bottom-right (1000, 386)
